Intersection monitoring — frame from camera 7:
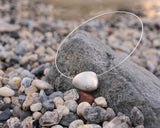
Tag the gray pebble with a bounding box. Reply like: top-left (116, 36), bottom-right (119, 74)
top-left (131, 107), bottom-right (144, 126)
top-left (135, 125), bottom-right (144, 128)
top-left (49, 91), bottom-right (64, 100)
top-left (21, 77), bottom-right (33, 88)
top-left (20, 110), bottom-right (32, 121)
top-left (39, 90), bottom-right (48, 102)
top-left (13, 106), bottom-right (21, 118)
top-left (60, 112), bottom-right (79, 127)
top-left (0, 108), bottom-right (11, 121)
top-left (15, 43), bottom-right (27, 55)
top-left (64, 100), bottom-right (78, 113)
top-left (83, 106), bottom-right (111, 123)
top-left (18, 94), bottom-right (26, 105)
top-left (42, 99), bottom-right (55, 111)
top-left (64, 89), bottom-right (79, 101)
top-left (11, 83), bottom-right (19, 90)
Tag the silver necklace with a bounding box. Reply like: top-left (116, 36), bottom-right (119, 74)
top-left (55, 11), bottom-right (144, 92)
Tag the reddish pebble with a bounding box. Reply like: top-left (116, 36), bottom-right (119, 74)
top-left (28, 124), bottom-right (33, 128)
top-left (78, 91), bottom-right (94, 104)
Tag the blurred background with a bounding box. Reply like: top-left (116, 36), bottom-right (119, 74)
top-left (0, 0), bottom-right (160, 79)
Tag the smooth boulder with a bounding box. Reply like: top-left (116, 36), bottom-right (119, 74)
top-left (45, 30), bottom-right (160, 128)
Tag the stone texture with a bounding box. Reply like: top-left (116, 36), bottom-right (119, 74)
top-left (94, 96), bottom-right (107, 107)
top-left (69, 120), bottom-right (84, 128)
top-left (32, 79), bottom-right (53, 90)
top-left (0, 87), bottom-right (15, 97)
top-left (30, 102), bottom-right (42, 112)
top-left (54, 96), bottom-right (64, 108)
top-left (23, 93), bottom-right (34, 110)
top-left (77, 102), bottom-right (91, 117)
top-left (64, 100), bottom-right (78, 113)
top-left (46, 30), bottom-right (160, 128)
top-left (64, 89), bottom-right (79, 101)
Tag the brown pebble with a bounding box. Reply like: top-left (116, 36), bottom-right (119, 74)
top-left (78, 91), bottom-right (94, 104)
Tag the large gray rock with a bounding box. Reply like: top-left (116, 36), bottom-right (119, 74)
top-left (45, 30), bottom-right (160, 128)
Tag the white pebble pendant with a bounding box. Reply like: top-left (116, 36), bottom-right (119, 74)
top-left (72, 71), bottom-right (98, 92)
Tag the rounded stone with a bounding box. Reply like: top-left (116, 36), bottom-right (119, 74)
top-left (56, 105), bottom-right (70, 116)
top-left (30, 102), bottom-right (42, 112)
top-left (32, 79), bottom-right (53, 90)
top-left (3, 97), bottom-right (11, 103)
top-left (77, 102), bottom-right (91, 117)
top-left (94, 96), bottom-right (107, 107)
top-left (21, 77), bottom-right (33, 88)
top-left (7, 117), bottom-right (20, 127)
top-left (0, 87), bottom-right (15, 97)
top-left (51, 125), bottom-right (63, 128)
top-left (69, 119), bottom-right (84, 128)
top-left (78, 124), bottom-right (101, 128)
top-left (64, 89), bottom-right (79, 101)
top-left (72, 71), bottom-right (98, 92)
top-left (32, 112), bottom-right (42, 120)
top-left (53, 96), bottom-right (64, 108)
top-left (64, 100), bottom-right (78, 113)
top-left (42, 99), bottom-right (55, 111)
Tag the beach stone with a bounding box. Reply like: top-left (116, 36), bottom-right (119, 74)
top-left (46, 30), bottom-right (160, 128)
top-left (22, 116), bottom-right (32, 127)
top-left (106, 108), bottom-right (116, 120)
top-left (64, 89), bottom-right (79, 101)
top-left (64, 100), bottom-right (78, 113)
top-left (135, 125), bottom-right (144, 128)
top-left (11, 84), bottom-right (19, 90)
top-left (49, 91), bottom-right (64, 100)
top-left (20, 111), bottom-right (32, 121)
top-left (0, 103), bottom-right (11, 111)
top-left (30, 102), bottom-right (42, 112)
top-left (77, 102), bottom-right (91, 117)
top-left (83, 106), bottom-right (110, 123)
top-left (53, 96), bottom-right (64, 108)
top-left (23, 93), bottom-right (34, 110)
top-left (39, 90), bottom-right (48, 102)
top-left (43, 99), bottom-right (55, 111)
top-left (3, 97), bottom-right (11, 103)
top-left (11, 97), bottom-right (21, 107)
top-left (131, 107), bottom-right (144, 126)
top-left (13, 106), bottom-right (21, 118)
top-left (0, 87), bottom-right (15, 97)
top-left (51, 125), bottom-right (63, 128)
top-left (32, 112), bottom-right (42, 120)
top-left (78, 91), bottom-right (94, 104)
top-left (72, 71), bottom-right (98, 92)
top-left (102, 121), bottom-right (109, 127)
top-left (18, 94), bottom-right (26, 105)
top-left (94, 97), bottom-right (107, 107)
top-left (39, 110), bottom-right (62, 126)
top-left (21, 77), bottom-right (33, 88)
top-left (0, 108), bottom-right (11, 121)
top-left (44, 89), bottom-right (54, 96)
top-left (56, 105), bottom-right (70, 116)
top-left (25, 85), bottom-right (38, 94)
top-left (7, 117), bottom-right (20, 127)
top-left (60, 112), bottom-right (79, 127)
top-left (32, 79), bottom-right (53, 90)
top-left (69, 120), bottom-right (84, 128)
top-left (78, 124), bottom-right (101, 128)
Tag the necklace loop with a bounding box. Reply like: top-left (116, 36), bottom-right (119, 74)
top-left (55, 11), bottom-right (144, 80)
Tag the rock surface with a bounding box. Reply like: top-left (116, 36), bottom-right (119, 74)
top-left (46, 30), bottom-right (160, 128)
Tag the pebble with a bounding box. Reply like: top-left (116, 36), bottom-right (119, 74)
top-left (11, 83), bottom-right (19, 90)
top-left (53, 96), bottom-right (64, 108)
top-left (32, 112), bottom-right (42, 120)
top-left (22, 116), bottom-right (32, 127)
top-left (3, 97), bottom-right (11, 103)
top-left (12, 96), bottom-right (21, 107)
top-left (39, 110), bottom-right (62, 126)
top-left (83, 106), bottom-right (111, 123)
top-left (30, 102), bottom-right (42, 112)
top-left (31, 64), bottom-right (46, 76)
top-left (56, 105), bottom-right (70, 116)
top-left (0, 87), bottom-right (15, 97)
top-left (20, 110), bottom-right (32, 121)
top-left (64, 100), bottom-right (78, 113)
top-left (7, 117), bottom-right (20, 127)
top-left (69, 120), bottom-right (84, 128)
top-left (0, 108), bottom-right (11, 121)
top-left (77, 102), bottom-right (91, 117)
top-left (135, 125), bottom-right (144, 128)
top-left (25, 85), bottom-right (38, 94)
top-left (0, 103), bottom-right (11, 111)
top-left (8, 77), bottom-right (21, 88)
top-left (13, 106), bottom-right (21, 118)
top-left (44, 89), bottom-right (54, 96)
top-left (21, 77), bottom-right (33, 88)
top-left (51, 125), bottom-right (64, 128)
top-left (49, 91), bottom-right (64, 100)
top-left (42, 99), bottom-right (55, 111)
top-left (94, 97), bottom-right (107, 107)
top-left (106, 108), bottom-right (116, 120)
top-left (78, 124), bottom-right (101, 128)
top-left (64, 89), bottom-right (79, 101)
top-left (72, 71), bottom-right (98, 92)
top-left (18, 94), bottom-right (26, 105)
top-left (60, 112), bottom-right (79, 127)
top-left (23, 93), bottom-right (34, 110)
top-left (39, 90), bottom-right (48, 102)
top-left (32, 79), bottom-right (53, 90)
top-left (78, 91), bottom-right (94, 104)
top-left (131, 107), bottom-right (144, 126)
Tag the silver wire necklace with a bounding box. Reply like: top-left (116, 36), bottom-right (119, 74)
top-left (55, 11), bottom-right (144, 92)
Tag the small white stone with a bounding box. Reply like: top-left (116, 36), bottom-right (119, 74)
top-left (53, 96), bottom-right (64, 108)
top-left (72, 71), bottom-right (98, 92)
top-left (30, 102), bottom-right (42, 112)
top-left (32, 112), bottom-right (42, 120)
top-left (32, 79), bottom-right (53, 90)
top-left (0, 87), bottom-right (15, 97)
top-left (3, 97), bottom-right (11, 103)
top-left (77, 102), bottom-right (91, 117)
top-left (94, 97), bottom-right (107, 107)
top-left (69, 119), bottom-right (84, 128)
top-left (51, 125), bottom-right (63, 128)
top-left (7, 117), bottom-right (20, 127)
top-left (22, 116), bottom-right (32, 127)
top-left (56, 105), bottom-right (70, 116)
